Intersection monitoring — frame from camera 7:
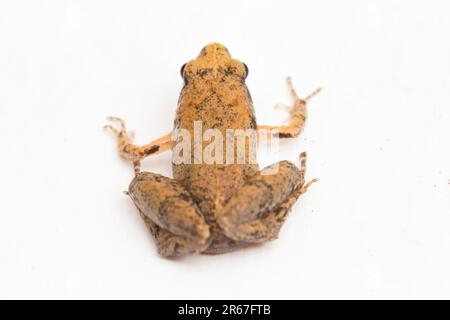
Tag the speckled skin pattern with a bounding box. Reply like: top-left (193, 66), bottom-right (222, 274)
top-left (105, 43), bottom-right (320, 257)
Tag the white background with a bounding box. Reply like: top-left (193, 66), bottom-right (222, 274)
top-left (0, 0), bottom-right (449, 299)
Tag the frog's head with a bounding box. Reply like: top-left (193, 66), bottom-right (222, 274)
top-left (180, 43), bottom-right (248, 83)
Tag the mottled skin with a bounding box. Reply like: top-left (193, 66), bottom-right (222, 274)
top-left (105, 43), bottom-right (320, 257)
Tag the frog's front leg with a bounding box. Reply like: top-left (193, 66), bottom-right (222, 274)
top-left (104, 116), bottom-right (173, 173)
top-left (257, 77), bottom-right (321, 138)
top-left (217, 153), bottom-right (318, 243)
top-left (128, 172), bottom-right (211, 257)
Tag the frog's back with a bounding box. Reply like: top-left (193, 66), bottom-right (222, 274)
top-left (172, 43), bottom-right (258, 225)
top-left (173, 74), bottom-right (257, 217)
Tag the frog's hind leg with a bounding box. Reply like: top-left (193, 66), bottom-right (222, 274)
top-left (257, 77), bottom-right (321, 138)
top-left (128, 172), bottom-right (211, 257)
top-left (217, 153), bottom-right (318, 243)
top-left (142, 215), bottom-right (209, 257)
top-left (104, 116), bottom-right (173, 173)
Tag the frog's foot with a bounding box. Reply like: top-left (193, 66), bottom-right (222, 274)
top-left (257, 77), bottom-right (321, 138)
top-left (128, 171), bottom-right (211, 257)
top-left (297, 151), bottom-right (319, 195)
top-left (104, 116), bottom-right (173, 174)
top-left (217, 154), bottom-right (317, 243)
top-left (104, 116), bottom-right (138, 159)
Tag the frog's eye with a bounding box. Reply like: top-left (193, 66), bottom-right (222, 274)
top-left (243, 63), bottom-right (249, 79)
top-left (180, 63), bottom-right (186, 78)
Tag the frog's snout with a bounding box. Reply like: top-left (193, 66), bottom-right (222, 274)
top-left (198, 42), bottom-right (231, 59)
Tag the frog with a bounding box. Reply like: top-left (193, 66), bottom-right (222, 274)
top-left (105, 43), bottom-right (320, 257)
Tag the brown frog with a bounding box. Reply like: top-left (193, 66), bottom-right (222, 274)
top-left (105, 43), bottom-right (320, 257)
